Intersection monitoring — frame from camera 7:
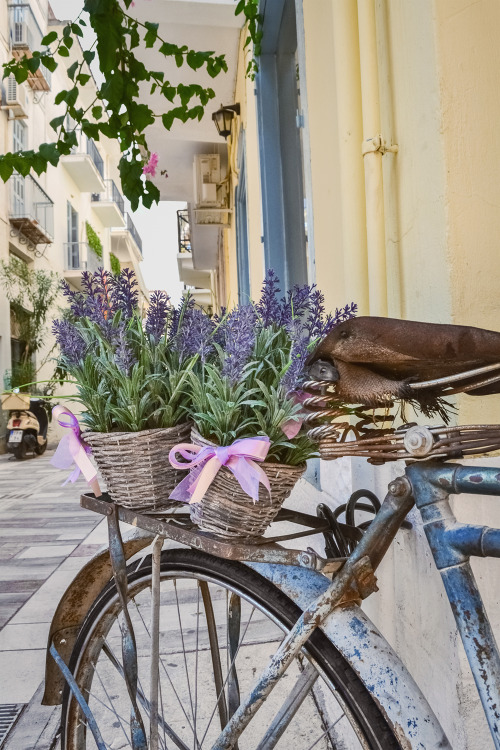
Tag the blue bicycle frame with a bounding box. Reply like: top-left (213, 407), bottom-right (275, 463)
top-left (407, 462), bottom-right (500, 746)
top-left (214, 462), bottom-right (500, 749)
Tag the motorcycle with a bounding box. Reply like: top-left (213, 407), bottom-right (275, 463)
top-left (1, 392), bottom-right (51, 460)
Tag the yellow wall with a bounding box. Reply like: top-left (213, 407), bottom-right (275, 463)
top-left (226, 0), bottom-right (500, 422)
top-left (225, 27), bottom-right (265, 307)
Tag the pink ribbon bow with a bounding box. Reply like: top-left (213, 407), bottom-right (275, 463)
top-left (169, 436), bottom-right (271, 504)
top-left (51, 406), bottom-right (101, 497)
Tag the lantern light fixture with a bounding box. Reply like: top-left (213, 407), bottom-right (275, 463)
top-left (212, 103), bottom-right (241, 139)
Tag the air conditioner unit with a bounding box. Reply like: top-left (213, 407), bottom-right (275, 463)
top-left (3, 76), bottom-right (27, 118)
top-left (193, 154), bottom-right (221, 208)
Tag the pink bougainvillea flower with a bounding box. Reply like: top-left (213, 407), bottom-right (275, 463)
top-left (143, 152), bottom-right (159, 178)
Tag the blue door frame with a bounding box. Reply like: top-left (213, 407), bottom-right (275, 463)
top-left (256, 0), bottom-right (309, 291)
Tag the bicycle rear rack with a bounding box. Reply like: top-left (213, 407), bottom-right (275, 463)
top-left (80, 492), bottom-right (347, 574)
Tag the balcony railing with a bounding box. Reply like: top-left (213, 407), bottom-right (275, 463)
top-left (125, 213), bottom-right (142, 254)
top-left (92, 179), bottom-right (124, 216)
top-left (69, 130), bottom-right (104, 178)
top-left (8, 4), bottom-right (52, 90)
top-left (177, 209), bottom-right (191, 253)
top-left (64, 242), bottom-right (100, 273)
top-left (9, 174), bottom-right (53, 244)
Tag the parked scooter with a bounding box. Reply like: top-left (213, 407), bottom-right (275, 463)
top-left (1, 392), bottom-right (51, 459)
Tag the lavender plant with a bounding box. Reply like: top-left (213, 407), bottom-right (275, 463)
top-left (186, 270), bottom-right (357, 465)
top-left (53, 269), bottom-right (201, 432)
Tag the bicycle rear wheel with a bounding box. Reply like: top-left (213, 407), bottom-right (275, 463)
top-left (61, 548), bottom-right (399, 750)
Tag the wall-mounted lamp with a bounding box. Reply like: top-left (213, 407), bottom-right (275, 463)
top-left (212, 103), bottom-right (240, 139)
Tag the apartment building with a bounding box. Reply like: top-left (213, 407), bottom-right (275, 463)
top-left (0, 0), bottom-right (147, 444)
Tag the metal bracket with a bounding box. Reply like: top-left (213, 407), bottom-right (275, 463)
top-left (362, 134), bottom-right (399, 156)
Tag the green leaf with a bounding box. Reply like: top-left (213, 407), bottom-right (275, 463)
top-left (39, 143), bottom-right (60, 167)
top-left (58, 46), bottom-right (70, 57)
top-left (92, 105), bottom-right (103, 120)
top-left (50, 115), bottom-right (65, 132)
top-left (67, 61), bottom-right (78, 81)
top-left (0, 159), bottom-right (14, 182)
top-left (40, 55), bottom-right (57, 72)
top-left (71, 23), bottom-right (84, 37)
top-left (41, 31), bottom-right (58, 45)
top-left (83, 50), bottom-right (95, 65)
top-left (144, 21), bottom-right (159, 48)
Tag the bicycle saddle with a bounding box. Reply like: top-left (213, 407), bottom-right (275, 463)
top-left (306, 317), bottom-right (500, 421)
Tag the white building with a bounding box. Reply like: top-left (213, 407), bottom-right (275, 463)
top-left (0, 0), bottom-right (148, 449)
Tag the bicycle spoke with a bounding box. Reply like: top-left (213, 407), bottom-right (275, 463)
top-left (102, 640), bottom-right (187, 750)
top-left (304, 713), bottom-right (344, 750)
top-left (92, 663), bottom-right (130, 746)
top-left (199, 606), bottom-right (256, 747)
top-left (131, 594), bottom-right (200, 744)
top-left (174, 578), bottom-right (197, 740)
top-left (255, 661), bottom-right (319, 750)
top-left (193, 583), bottom-right (201, 750)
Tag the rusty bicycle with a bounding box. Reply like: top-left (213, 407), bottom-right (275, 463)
top-left (38, 411), bottom-right (500, 750)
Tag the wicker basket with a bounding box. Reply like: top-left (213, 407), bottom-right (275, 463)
top-left (189, 428), bottom-right (305, 540)
top-left (83, 422), bottom-right (191, 512)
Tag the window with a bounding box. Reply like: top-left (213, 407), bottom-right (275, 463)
top-left (67, 202), bottom-right (79, 269)
top-left (12, 119), bottom-right (26, 153)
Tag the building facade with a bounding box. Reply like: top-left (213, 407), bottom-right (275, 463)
top-left (142, 1), bottom-right (500, 747)
top-left (0, 0), bottom-right (147, 446)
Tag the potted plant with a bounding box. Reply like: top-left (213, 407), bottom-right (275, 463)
top-left (52, 268), bottom-right (206, 512)
top-left (170, 270), bottom-right (357, 539)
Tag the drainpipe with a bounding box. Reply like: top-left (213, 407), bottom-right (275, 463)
top-left (332, 0), bottom-right (369, 315)
top-left (357, 0), bottom-right (392, 317)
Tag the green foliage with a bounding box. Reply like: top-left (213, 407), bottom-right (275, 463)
top-left (187, 325), bottom-right (317, 466)
top-left (235, 0), bottom-right (263, 79)
top-left (58, 308), bottom-right (199, 433)
top-left (109, 252), bottom-right (121, 275)
top-left (0, 1), bottom-right (262, 210)
top-left (85, 221), bottom-right (103, 259)
top-left (4, 361), bottom-right (36, 392)
top-left (0, 256), bottom-right (59, 365)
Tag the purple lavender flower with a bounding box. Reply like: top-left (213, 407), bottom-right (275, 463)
top-left (281, 318), bottom-right (310, 393)
top-left (222, 305), bottom-right (257, 384)
top-left (176, 307), bottom-right (214, 362)
top-left (280, 284), bottom-right (314, 326)
top-left (114, 322), bottom-right (136, 375)
top-left (110, 268), bottom-right (139, 320)
top-left (169, 295), bottom-right (195, 338)
top-left (256, 269), bottom-right (282, 327)
top-left (323, 302), bottom-right (358, 336)
top-left (60, 280), bottom-right (87, 318)
top-left (52, 319), bottom-right (87, 366)
top-left (146, 290), bottom-right (170, 342)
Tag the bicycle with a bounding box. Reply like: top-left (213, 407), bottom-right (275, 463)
top-left (41, 420), bottom-right (500, 750)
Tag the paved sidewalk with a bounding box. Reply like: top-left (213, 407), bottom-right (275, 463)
top-left (0, 448), bottom-right (108, 748)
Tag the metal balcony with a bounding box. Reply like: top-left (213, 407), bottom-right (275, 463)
top-left (177, 209), bottom-right (191, 253)
top-left (61, 130), bottom-right (105, 193)
top-left (63, 242), bottom-right (100, 289)
top-left (91, 179), bottom-right (125, 228)
top-left (8, 4), bottom-right (51, 91)
top-left (111, 213), bottom-right (143, 263)
top-left (9, 174), bottom-right (53, 245)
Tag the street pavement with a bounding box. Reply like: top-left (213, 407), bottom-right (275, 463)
top-left (0, 448), bottom-right (107, 749)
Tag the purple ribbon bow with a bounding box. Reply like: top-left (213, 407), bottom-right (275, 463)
top-left (169, 436), bottom-right (271, 504)
top-left (51, 406), bottom-right (101, 496)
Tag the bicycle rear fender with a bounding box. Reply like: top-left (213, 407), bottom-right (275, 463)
top-left (248, 562), bottom-right (451, 750)
top-left (42, 528), bottom-right (154, 706)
